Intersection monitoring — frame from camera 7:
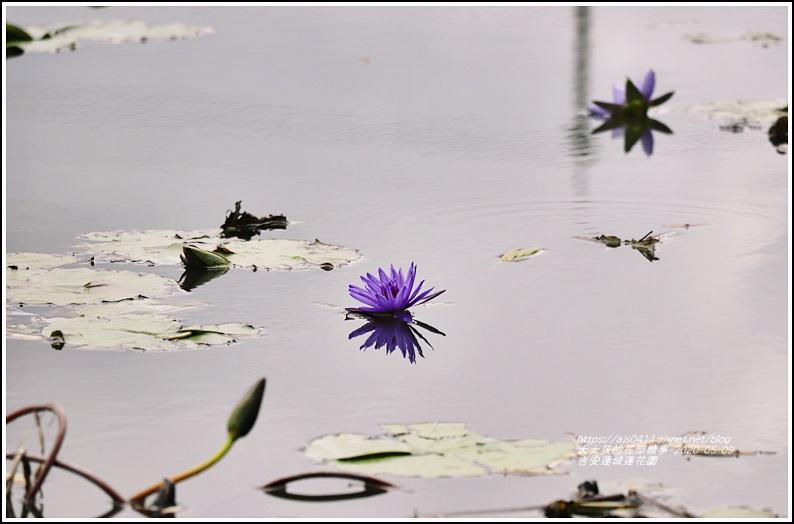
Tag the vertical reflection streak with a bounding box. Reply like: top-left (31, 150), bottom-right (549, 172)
top-left (569, 6), bottom-right (593, 213)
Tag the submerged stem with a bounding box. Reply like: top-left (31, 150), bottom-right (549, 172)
top-left (129, 435), bottom-right (235, 504)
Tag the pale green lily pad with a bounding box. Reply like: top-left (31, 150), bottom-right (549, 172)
top-left (216, 239), bottom-right (361, 269)
top-left (7, 253), bottom-right (79, 270)
top-left (305, 433), bottom-right (412, 462)
top-left (44, 312), bottom-right (263, 351)
top-left (76, 299), bottom-right (202, 317)
top-left (75, 229), bottom-right (362, 270)
top-left (75, 229), bottom-right (220, 266)
top-left (18, 20), bottom-right (213, 54)
top-left (701, 507), bottom-right (778, 518)
top-left (400, 431), bottom-right (495, 455)
top-left (305, 423), bottom-right (575, 479)
top-left (687, 100), bottom-right (787, 125)
top-left (410, 422), bottom-right (470, 440)
top-left (684, 32), bottom-right (784, 47)
top-left (456, 439), bottom-right (574, 473)
top-left (6, 267), bottom-right (181, 306)
top-left (499, 247), bottom-right (545, 262)
top-left (379, 424), bottom-right (409, 436)
top-left (339, 454), bottom-right (488, 479)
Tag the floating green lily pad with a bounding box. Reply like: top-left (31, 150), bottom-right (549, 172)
top-left (684, 32), bottom-right (784, 47)
top-left (44, 311), bottom-right (262, 351)
top-left (701, 507), bottom-right (778, 518)
top-left (499, 247), bottom-right (545, 262)
top-left (16, 20), bottom-right (213, 54)
top-left (305, 423), bottom-right (575, 479)
top-left (687, 100), bottom-right (787, 125)
top-left (75, 229), bottom-right (221, 266)
top-left (214, 238), bottom-right (361, 269)
top-left (410, 422), bottom-right (470, 439)
top-left (75, 229), bottom-right (362, 270)
top-left (305, 433), bottom-right (413, 463)
top-left (6, 266), bottom-right (181, 306)
top-left (75, 299), bottom-right (202, 317)
top-left (7, 253), bottom-right (79, 270)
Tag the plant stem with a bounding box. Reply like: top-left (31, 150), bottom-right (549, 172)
top-left (129, 435), bottom-right (234, 504)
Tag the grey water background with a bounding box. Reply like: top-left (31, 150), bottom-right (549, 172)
top-left (4, 6), bottom-right (789, 518)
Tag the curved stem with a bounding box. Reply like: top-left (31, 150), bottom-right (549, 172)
top-left (5, 404), bottom-right (67, 505)
top-left (129, 435), bottom-right (234, 504)
top-left (5, 452), bottom-right (126, 505)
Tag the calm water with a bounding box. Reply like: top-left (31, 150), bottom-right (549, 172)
top-left (4, 6), bottom-right (790, 518)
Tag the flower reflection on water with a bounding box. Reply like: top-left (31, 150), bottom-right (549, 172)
top-left (347, 312), bottom-right (445, 364)
top-left (592, 116), bottom-right (674, 156)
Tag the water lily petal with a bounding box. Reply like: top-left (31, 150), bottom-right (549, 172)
top-left (409, 288), bottom-right (446, 308)
top-left (641, 129), bottom-right (654, 156)
top-left (349, 286), bottom-right (382, 308)
top-left (589, 105), bottom-right (611, 118)
top-left (641, 70), bottom-right (655, 101)
top-left (612, 84), bottom-right (626, 105)
top-left (407, 279), bottom-right (426, 303)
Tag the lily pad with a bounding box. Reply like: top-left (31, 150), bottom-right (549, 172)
top-left (410, 422), bottom-right (470, 439)
top-left (75, 230), bottom-right (362, 270)
top-left (43, 311), bottom-right (262, 351)
top-left (305, 423), bottom-right (575, 479)
top-left (7, 253), bottom-right (79, 270)
top-left (16, 20), bottom-right (213, 54)
top-left (687, 100), bottom-right (787, 126)
top-left (684, 32), bottom-right (784, 47)
top-left (701, 507), bottom-right (778, 518)
top-left (212, 238), bottom-right (362, 269)
top-left (499, 247), bottom-right (545, 262)
top-left (305, 433), bottom-right (413, 463)
top-left (6, 266), bottom-right (181, 306)
top-left (75, 229), bottom-right (221, 266)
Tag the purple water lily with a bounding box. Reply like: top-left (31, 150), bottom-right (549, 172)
top-left (590, 70), bottom-right (673, 119)
top-left (590, 70), bottom-right (656, 118)
top-left (347, 263), bottom-right (445, 315)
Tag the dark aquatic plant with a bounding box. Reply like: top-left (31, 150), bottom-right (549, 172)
top-left (590, 70), bottom-right (674, 119)
top-left (347, 263), bottom-right (445, 316)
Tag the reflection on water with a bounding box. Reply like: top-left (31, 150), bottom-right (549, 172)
top-left (263, 472), bottom-right (395, 502)
top-left (347, 313), bottom-right (445, 364)
top-left (178, 266), bottom-right (229, 291)
top-left (568, 7), bottom-right (592, 161)
top-left (591, 116), bottom-right (674, 156)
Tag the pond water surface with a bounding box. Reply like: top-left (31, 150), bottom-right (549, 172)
top-left (4, 5), bottom-right (790, 518)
